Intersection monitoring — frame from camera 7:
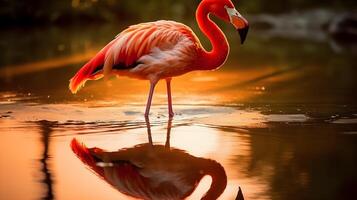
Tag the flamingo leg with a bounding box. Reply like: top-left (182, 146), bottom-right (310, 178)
top-left (165, 118), bottom-right (173, 148)
top-left (145, 81), bottom-right (157, 117)
top-left (145, 116), bottom-right (153, 146)
top-left (166, 78), bottom-right (174, 117)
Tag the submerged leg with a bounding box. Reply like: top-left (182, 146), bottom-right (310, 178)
top-left (166, 78), bottom-right (174, 117)
top-left (145, 81), bottom-right (157, 117)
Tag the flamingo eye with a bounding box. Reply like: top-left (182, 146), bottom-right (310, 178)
top-left (235, 10), bottom-right (242, 17)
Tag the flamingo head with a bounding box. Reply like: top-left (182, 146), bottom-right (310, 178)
top-left (206, 0), bottom-right (249, 44)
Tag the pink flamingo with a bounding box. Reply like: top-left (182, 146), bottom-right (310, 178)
top-left (69, 0), bottom-right (249, 117)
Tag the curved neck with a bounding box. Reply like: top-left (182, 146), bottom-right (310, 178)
top-left (196, 1), bottom-right (229, 70)
top-left (200, 159), bottom-right (227, 200)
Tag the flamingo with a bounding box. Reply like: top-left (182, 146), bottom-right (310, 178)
top-left (70, 119), bottom-right (228, 200)
top-left (69, 0), bottom-right (249, 117)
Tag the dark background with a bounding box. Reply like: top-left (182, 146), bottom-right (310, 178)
top-left (0, 0), bottom-right (356, 27)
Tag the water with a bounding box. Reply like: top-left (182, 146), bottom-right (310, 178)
top-left (0, 23), bottom-right (357, 200)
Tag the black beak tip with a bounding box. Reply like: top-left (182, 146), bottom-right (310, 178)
top-left (238, 26), bottom-right (249, 45)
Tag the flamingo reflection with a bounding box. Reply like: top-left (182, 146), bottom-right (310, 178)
top-left (71, 118), bottom-right (227, 200)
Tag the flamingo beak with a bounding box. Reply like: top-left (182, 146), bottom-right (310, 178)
top-left (238, 24), bottom-right (249, 44)
top-left (225, 6), bottom-right (249, 44)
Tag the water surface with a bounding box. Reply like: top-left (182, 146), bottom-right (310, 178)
top-left (1, 24), bottom-right (357, 200)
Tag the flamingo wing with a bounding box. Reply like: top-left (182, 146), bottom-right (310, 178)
top-left (69, 20), bottom-right (201, 93)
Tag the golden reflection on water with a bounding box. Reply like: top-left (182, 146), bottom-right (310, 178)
top-left (0, 104), bottom-right (272, 199)
top-left (0, 123), bottom-right (41, 200)
top-left (69, 119), bottom-right (228, 199)
top-left (66, 117), bottom-right (267, 200)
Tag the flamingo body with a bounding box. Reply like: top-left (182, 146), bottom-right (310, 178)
top-left (69, 0), bottom-right (249, 117)
top-left (69, 20), bottom-right (201, 94)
